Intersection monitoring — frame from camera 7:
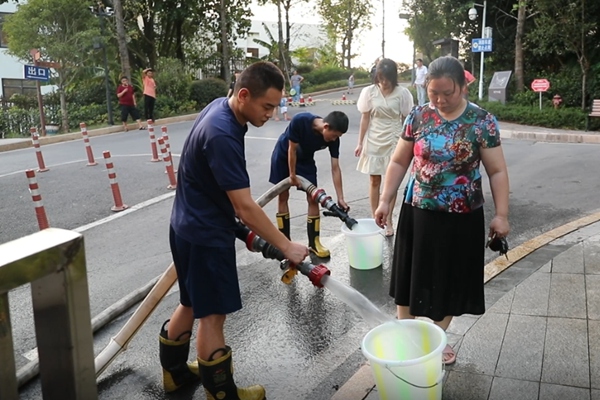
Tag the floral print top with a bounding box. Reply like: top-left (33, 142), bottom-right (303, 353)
top-left (402, 103), bottom-right (501, 213)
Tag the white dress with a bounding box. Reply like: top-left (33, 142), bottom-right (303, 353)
top-left (356, 84), bottom-right (414, 175)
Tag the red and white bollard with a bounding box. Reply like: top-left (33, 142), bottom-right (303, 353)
top-left (80, 122), bottom-right (98, 166)
top-left (30, 127), bottom-right (49, 172)
top-left (25, 169), bottom-right (50, 230)
top-left (147, 120), bottom-right (161, 162)
top-left (157, 138), bottom-right (177, 190)
top-left (103, 151), bottom-right (128, 212)
top-left (161, 126), bottom-right (177, 174)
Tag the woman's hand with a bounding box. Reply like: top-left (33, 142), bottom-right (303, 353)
top-left (374, 202), bottom-right (390, 229)
top-left (354, 143), bottom-right (363, 157)
top-left (489, 215), bottom-right (510, 239)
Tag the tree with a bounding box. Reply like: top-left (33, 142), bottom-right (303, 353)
top-left (527, 0), bottom-right (597, 109)
top-left (113, 0), bottom-right (131, 80)
top-left (4, 0), bottom-right (99, 131)
top-left (318, 0), bottom-right (373, 68)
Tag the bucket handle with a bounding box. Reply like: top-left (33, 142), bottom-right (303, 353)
top-left (384, 364), bottom-right (445, 389)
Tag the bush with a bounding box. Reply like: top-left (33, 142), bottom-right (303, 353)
top-left (477, 101), bottom-right (599, 130)
top-left (189, 78), bottom-right (228, 108)
top-left (154, 58), bottom-right (193, 102)
top-left (302, 66), bottom-right (350, 86)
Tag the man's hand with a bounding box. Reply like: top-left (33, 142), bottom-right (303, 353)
top-left (282, 241), bottom-right (309, 265)
top-left (289, 175), bottom-right (300, 188)
top-left (338, 199), bottom-right (349, 211)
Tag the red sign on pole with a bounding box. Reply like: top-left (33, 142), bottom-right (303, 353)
top-left (531, 79), bottom-right (550, 92)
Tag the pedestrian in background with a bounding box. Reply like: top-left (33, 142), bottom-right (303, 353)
top-left (142, 68), bottom-right (157, 122)
top-left (269, 111), bottom-right (349, 258)
top-left (375, 56), bottom-right (510, 365)
top-left (347, 72), bottom-right (355, 94)
top-left (464, 69), bottom-right (476, 99)
top-left (355, 58), bottom-right (414, 237)
top-left (160, 61), bottom-right (309, 400)
top-left (414, 58), bottom-right (428, 105)
top-left (116, 76), bottom-right (144, 131)
top-left (274, 88), bottom-right (291, 121)
top-left (227, 70), bottom-right (241, 98)
top-left (290, 70), bottom-right (304, 102)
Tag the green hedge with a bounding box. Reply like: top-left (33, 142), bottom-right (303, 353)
top-left (189, 78), bottom-right (228, 108)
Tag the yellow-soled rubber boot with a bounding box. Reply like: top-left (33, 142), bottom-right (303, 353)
top-left (307, 215), bottom-right (330, 258)
top-left (159, 320), bottom-right (201, 392)
top-left (199, 346), bottom-right (266, 400)
top-left (276, 212), bottom-right (291, 239)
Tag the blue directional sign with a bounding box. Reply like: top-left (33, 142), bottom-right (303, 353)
top-left (472, 38), bottom-right (493, 53)
top-left (24, 65), bottom-right (50, 81)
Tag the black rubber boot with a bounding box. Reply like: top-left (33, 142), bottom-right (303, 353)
top-left (276, 212), bottom-right (290, 239)
top-left (307, 215), bottom-right (330, 258)
top-left (198, 346), bottom-right (265, 400)
top-left (159, 320), bottom-right (201, 392)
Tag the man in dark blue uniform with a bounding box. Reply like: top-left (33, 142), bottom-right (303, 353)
top-left (269, 111), bottom-right (349, 258)
top-left (159, 62), bottom-right (309, 400)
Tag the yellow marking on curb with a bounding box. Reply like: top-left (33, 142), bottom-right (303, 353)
top-left (484, 210), bottom-right (600, 283)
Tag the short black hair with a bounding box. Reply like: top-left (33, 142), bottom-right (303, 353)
top-left (374, 58), bottom-right (398, 87)
top-left (426, 56), bottom-right (466, 88)
top-left (234, 62), bottom-right (284, 98)
top-left (324, 111), bottom-right (349, 134)
top-left (416, 58), bottom-right (423, 63)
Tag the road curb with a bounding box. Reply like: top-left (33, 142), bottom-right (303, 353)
top-left (502, 129), bottom-right (600, 144)
top-left (334, 209), bottom-right (600, 399)
top-left (0, 113), bottom-right (198, 153)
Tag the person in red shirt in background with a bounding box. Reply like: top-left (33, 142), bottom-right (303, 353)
top-left (116, 76), bottom-right (145, 131)
top-left (464, 70), bottom-right (476, 100)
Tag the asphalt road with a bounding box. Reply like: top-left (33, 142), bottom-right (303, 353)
top-left (3, 89), bottom-right (600, 399)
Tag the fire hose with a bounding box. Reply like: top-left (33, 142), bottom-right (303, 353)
top-left (90, 176), bottom-right (356, 378)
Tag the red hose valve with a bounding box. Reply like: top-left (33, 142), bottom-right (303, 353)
top-left (308, 264), bottom-right (331, 288)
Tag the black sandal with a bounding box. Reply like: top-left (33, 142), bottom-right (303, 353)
top-left (139, 126), bottom-right (147, 130)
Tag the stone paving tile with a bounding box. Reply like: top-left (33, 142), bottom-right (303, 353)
top-left (538, 261), bottom-right (551, 273)
top-left (588, 275), bottom-right (600, 320)
top-left (547, 273), bottom-right (587, 318)
top-left (593, 389), bottom-right (600, 400)
top-left (495, 315), bottom-right (546, 381)
top-left (542, 317), bottom-right (590, 388)
top-left (486, 288), bottom-right (514, 314)
top-left (552, 242), bottom-right (584, 273)
top-left (539, 383), bottom-right (590, 400)
top-left (447, 315), bottom-right (480, 336)
top-left (442, 371), bottom-right (492, 400)
top-left (590, 320), bottom-right (600, 390)
top-left (511, 272), bottom-right (550, 316)
top-left (453, 313), bottom-right (508, 375)
top-left (584, 239), bottom-right (600, 274)
top-left (488, 377), bottom-right (539, 400)
top-left (485, 266), bottom-right (539, 293)
top-left (484, 287), bottom-right (510, 310)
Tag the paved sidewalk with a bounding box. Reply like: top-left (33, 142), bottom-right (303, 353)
top-left (333, 220), bottom-right (600, 400)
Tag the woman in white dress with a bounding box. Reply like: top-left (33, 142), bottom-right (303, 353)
top-left (354, 58), bottom-right (414, 236)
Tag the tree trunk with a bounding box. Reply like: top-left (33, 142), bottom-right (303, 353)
top-left (284, 1), bottom-right (292, 71)
top-left (113, 0), bottom-right (131, 80)
top-left (220, 0), bottom-right (230, 83)
top-left (277, 0), bottom-right (288, 82)
top-left (143, 16), bottom-right (156, 69)
top-left (514, 1), bottom-right (526, 92)
top-left (346, 0), bottom-right (352, 69)
top-left (58, 74), bottom-right (68, 132)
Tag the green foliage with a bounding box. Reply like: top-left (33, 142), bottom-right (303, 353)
top-left (0, 107), bottom-right (38, 137)
top-left (304, 78), bottom-right (370, 93)
top-left (478, 101), bottom-right (597, 130)
top-left (153, 58), bottom-right (193, 101)
top-left (189, 78), bottom-right (228, 108)
top-left (155, 97), bottom-right (197, 117)
top-left (302, 66), bottom-right (352, 86)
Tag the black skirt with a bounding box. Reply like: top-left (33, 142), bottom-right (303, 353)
top-left (389, 202), bottom-right (485, 321)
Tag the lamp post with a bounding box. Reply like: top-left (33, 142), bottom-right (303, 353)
top-left (381, 0), bottom-right (385, 58)
top-left (398, 12), bottom-right (416, 84)
top-left (469, 1), bottom-right (487, 100)
top-left (90, 4), bottom-right (114, 125)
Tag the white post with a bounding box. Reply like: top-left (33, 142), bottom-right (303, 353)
top-left (539, 92), bottom-right (542, 110)
top-left (478, 0), bottom-right (487, 100)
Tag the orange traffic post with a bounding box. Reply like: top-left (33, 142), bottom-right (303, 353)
top-left (25, 169), bottom-right (50, 230)
top-left (30, 127), bottom-right (49, 172)
top-left (103, 151), bottom-right (128, 212)
top-left (147, 120), bottom-right (160, 162)
top-left (157, 138), bottom-right (176, 190)
top-left (80, 122), bottom-right (98, 166)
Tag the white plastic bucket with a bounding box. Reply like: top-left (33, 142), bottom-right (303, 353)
top-left (341, 218), bottom-right (384, 270)
top-left (362, 319), bottom-right (447, 400)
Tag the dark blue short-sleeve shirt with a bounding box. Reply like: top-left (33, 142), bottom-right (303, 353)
top-left (170, 98), bottom-right (250, 246)
top-left (273, 112), bottom-right (340, 161)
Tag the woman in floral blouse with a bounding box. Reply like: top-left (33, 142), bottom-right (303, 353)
top-left (374, 56), bottom-right (510, 365)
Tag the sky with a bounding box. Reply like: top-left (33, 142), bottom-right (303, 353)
top-left (249, 0), bottom-right (414, 68)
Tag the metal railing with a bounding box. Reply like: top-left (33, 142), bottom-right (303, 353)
top-left (0, 228), bottom-right (97, 400)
